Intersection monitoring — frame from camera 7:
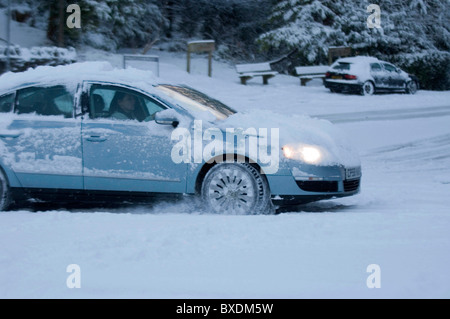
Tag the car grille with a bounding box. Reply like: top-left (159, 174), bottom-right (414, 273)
top-left (296, 181), bottom-right (338, 193)
top-left (344, 179), bottom-right (360, 192)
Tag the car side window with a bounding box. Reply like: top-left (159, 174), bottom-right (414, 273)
top-left (89, 85), bottom-right (166, 122)
top-left (0, 93), bottom-right (14, 113)
top-left (16, 86), bottom-right (73, 118)
top-left (143, 97), bottom-right (166, 118)
top-left (370, 63), bottom-right (382, 72)
top-left (382, 63), bottom-right (396, 72)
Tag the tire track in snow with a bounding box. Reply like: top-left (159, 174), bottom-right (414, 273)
top-left (313, 105), bottom-right (450, 123)
top-left (365, 133), bottom-right (450, 163)
top-left (362, 133), bottom-right (450, 186)
top-left (315, 105), bottom-right (450, 174)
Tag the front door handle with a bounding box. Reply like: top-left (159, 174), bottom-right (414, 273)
top-left (85, 135), bottom-right (107, 142)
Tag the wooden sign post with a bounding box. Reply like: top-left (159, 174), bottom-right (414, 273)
top-left (187, 40), bottom-right (215, 77)
top-left (328, 46), bottom-right (352, 65)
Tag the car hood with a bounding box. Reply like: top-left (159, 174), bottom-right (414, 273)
top-left (215, 110), bottom-right (361, 168)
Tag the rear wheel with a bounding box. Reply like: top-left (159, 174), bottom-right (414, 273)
top-left (406, 81), bottom-right (418, 94)
top-left (0, 169), bottom-right (11, 211)
top-left (361, 81), bottom-right (375, 96)
top-left (201, 162), bottom-right (273, 215)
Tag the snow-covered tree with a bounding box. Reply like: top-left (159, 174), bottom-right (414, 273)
top-left (73, 0), bottom-right (167, 50)
top-left (159, 0), bottom-right (273, 59)
top-left (258, 0), bottom-right (450, 89)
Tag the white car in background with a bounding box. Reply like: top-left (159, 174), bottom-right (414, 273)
top-left (324, 56), bottom-right (419, 96)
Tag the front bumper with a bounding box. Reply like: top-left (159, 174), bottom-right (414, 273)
top-left (266, 163), bottom-right (361, 206)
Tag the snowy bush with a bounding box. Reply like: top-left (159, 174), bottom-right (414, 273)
top-left (390, 51), bottom-right (450, 91)
top-left (0, 45), bottom-right (77, 74)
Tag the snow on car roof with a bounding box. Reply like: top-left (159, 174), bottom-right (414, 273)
top-left (0, 61), bottom-right (158, 94)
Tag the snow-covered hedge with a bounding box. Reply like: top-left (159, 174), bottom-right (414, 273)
top-left (389, 51), bottom-right (450, 91)
top-left (0, 45), bottom-right (77, 74)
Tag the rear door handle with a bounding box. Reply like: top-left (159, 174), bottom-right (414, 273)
top-left (0, 132), bottom-right (22, 139)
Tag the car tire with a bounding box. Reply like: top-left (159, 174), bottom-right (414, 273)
top-left (0, 169), bottom-right (11, 211)
top-left (361, 81), bottom-right (375, 96)
top-left (406, 81), bottom-right (418, 94)
top-left (201, 162), bottom-right (273, 215)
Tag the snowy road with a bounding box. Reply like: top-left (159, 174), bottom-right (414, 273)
top-left (1, 51), bottom-right (450, 298)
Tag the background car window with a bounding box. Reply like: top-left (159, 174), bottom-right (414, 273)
top-left (382, 63), bottom-right (396, 72)
top-left (370, 63), bottom-right (382, 72)
top-left (90, 85), bottom-right (165, 121)
top-left (16, 86), bottom-right (73, 118)
top-left (332, 62), bottom-right (351, 71)
top-left (0, 93), bottom-right (14, 113)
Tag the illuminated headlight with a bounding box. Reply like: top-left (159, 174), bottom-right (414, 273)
top-left (282, 145), bottom-right (322, 164)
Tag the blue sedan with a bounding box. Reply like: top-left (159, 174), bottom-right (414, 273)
top-left (0, 64), bottom-right (361, 214)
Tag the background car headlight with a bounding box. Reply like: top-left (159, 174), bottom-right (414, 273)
top-left (282, 145), bottom-right (322, 164)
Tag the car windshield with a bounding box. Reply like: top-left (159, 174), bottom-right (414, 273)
top-left (332, 62), bottom-right (351, 71)
top-left (154, 84), bottom-right (236, 120)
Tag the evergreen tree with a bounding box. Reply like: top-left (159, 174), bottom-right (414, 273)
top-left (258, 0), bottom-right (450, 89)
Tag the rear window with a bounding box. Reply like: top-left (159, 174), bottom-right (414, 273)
top-left (332, 62), bottom-right (351, 71)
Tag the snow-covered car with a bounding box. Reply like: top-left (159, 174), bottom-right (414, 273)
top-left (0, 62), bottom-right (361, 214)
top-left (324, 56), bottom-right (419, 96)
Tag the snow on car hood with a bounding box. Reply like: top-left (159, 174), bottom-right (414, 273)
top-left (217, 110), bottom-right (361, 168)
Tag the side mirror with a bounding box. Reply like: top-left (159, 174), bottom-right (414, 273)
top-left (155, 111), bottom-right (179, 128)
top-left (396, 68), bottom-right (401, 73)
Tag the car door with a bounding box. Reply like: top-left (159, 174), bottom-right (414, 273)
top-left (0, 85), bottom-right (83, 189)
top-left (81, 83), bottom-right (187, 194)
top-left (370, 62), bottom-right (385, 88)
top-left (382, 63), bottom-right (404, 90)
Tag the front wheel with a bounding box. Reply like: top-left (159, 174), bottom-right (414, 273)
top-left (406, 81), bottom-right (418, 94)
top-left (0, 169), bottom-right (11, 211)
top-left (201, 162), bottom-right (273, 215)
top-left (361, 81), bottom-right (375, 96)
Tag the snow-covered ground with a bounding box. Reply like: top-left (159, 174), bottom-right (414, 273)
top-left (1, 23), bottom-right (450, 298)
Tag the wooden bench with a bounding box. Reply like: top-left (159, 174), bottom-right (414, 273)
top-left (295, 65), bottom-right (329, 86)
top-left (235, 62), bottom-right (278, 85)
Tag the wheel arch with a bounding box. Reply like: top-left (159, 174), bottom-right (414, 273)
top-left (194, 153), bottom-right (267, 195)
top-left (0, 160), bottom-right (21, 188)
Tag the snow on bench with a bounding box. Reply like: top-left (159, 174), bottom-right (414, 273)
top-left (235, 62), bottom-right (278, 85)
top-left (295, 65), bottom-right (329, 86)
